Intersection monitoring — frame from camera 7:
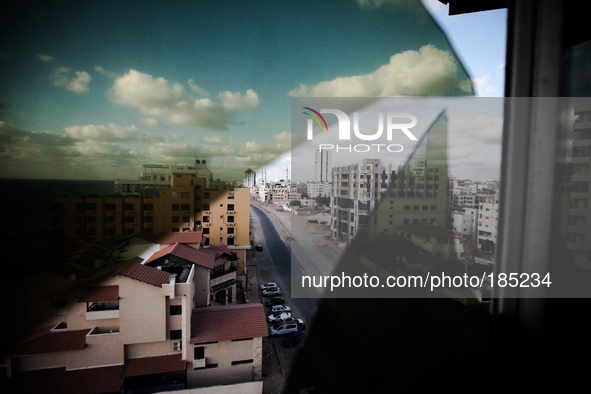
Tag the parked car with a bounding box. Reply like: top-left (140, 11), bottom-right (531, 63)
top-left (282, 331), bottom-right (305, 347)
top-left (271, 305), bottom-right (291, 314)
top-left (268, 312), bottom-right (291, 323)
top-left (266, 297), bottom-right (284, 306)
top-left (260, 282), bottom-right (277, 290)
top-left (255, 245), bottom-right (263, 251)
top-left (269, 321), bottom-right (299, 336)
top-left (262, 287), bottom-right (282, 297)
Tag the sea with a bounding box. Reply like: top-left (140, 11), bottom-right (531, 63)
top-left (0, 179), bottom-right (113, 238)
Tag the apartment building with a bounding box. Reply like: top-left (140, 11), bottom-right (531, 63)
top-left (367, 112), bottom-right (450, 241)
top-left (314, 150), bottom-right (332, 183)
top-left (567, 104), bottom-right (591, 268)
top-left (330, 158), bottom-right (395, 245)
top-left (3, 232), bottom-right (266, 393)
top-left (52, 173), bottom-right (250, 274)
top-left (477, 190), bottom-right (500, 248)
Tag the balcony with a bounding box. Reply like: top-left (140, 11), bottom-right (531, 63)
top-left (211, 266), bottom-right (237, 280)
top-left (227, 210), bottom-right (235, 214)
top-left (86, 301), bottom-right (119, 321)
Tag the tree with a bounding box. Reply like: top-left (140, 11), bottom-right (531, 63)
top-left (460, 234), bottom-right (479, 260)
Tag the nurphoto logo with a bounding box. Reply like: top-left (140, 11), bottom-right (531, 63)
top-left (303, 107), bottom-right (418, 153)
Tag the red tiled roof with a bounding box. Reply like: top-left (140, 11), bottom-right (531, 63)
top-left (78, 285), bottom-right (119, 303)
top-left (2, 365), bottom-right (125, 394)
top-left (117, 258), bottom-right (170, 287)
top-left (123, 354), bottom-right (186, 377)
top-left (145, 242), bottom-right (216, 269)
top-left (395, 224), bottom-right (462, 239)
top-left (156, 231), bottom-right (204, 245)
top-left (206, 244), bottom-right (234, 257)
top-left (10, 328), bottom-right (89, 356)
top-left (191, 303), bottom-right (268, 344)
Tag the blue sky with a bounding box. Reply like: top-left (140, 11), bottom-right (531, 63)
top-left (0, 0), bottom-right (506, 181)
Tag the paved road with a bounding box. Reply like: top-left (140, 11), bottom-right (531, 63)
top-left (251, 204), bottom-right (319, 321)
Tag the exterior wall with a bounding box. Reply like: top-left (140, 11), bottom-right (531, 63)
top-left (66, 330), bottom-right (123, 369)
top-left (124, 341), bottom-right (180, 360)
top-left (52, 175), bottom-right (250, 263)
top-left (119, 276), bottom-right (167, 344)
top-left (187, 338), bottom-right (261, 388)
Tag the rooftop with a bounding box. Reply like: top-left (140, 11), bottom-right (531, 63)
top-left (191, 303), bottom-right (268, 344)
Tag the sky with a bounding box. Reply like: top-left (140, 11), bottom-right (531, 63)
top-left (0, 0), bottom-right (507, 182)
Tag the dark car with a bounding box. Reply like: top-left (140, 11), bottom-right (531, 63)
top-left (266, 296), bottom-right (284, 306)
top-left (255, 245), bottom-right (263, 251)
top-left (282, 331), bottom-right (304, 347)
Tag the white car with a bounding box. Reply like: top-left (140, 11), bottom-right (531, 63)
top-left (268, 312), bottom-right (291, 323)
top-left (262, 287), bottom-right (282, 297)
top-left (271, 305), bottom-right (291, 314)
top-left (269, 321), bottom-right (299, 336)
top-left (260, 282), bottom-right (277, 290)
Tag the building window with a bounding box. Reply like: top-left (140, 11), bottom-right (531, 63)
top-left (574, 146), bottom-right (590, 157)
top-left (231, 359), bottom-right (253, 366)
top-left (203, 228), bottom-right (210, 235)
top-left (170, 305), bottom-right (182, 315)
top-left (172, 216), bottom-right (180, 223)
top-left (228, 192), bottom-right (234, 199)
top-left (404, 205), bottom-right (410, 210)
top-left (228, 216), bottom-right (235, 222)
top-left (194, 346), bottom-right (204, 360)
top-left (227, 237), bottom-right (235, 245)
top-left (181, 203), bottom-right (190, 210)
top-left (144, 203), bottom-right (153, 210)
top-left (413, 205), bottom-right (419, 210)
top-left (170, 330), bottom-right (182, 340)
top-left (403, 219), bottom-right (410, 224)
top-left (422, 205), bottom-right (428, 210)
top-left (172, 204), bottom-right (179, 211)
top-left (172, 228), bottom-right (180, 232)
top-left (204, 192), bottom-right (210, 199)
top-left (228, 204), bottom-right (234, 211)
top-left (125, 203), bottom-right (134, 210)
top-left (145, 216), bottom-right (153, 223)
top-left (183, 216), bottom-right (190, 223)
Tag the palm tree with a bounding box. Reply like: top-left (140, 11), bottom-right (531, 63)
top-left (460, 234), bottom-right (479, 272)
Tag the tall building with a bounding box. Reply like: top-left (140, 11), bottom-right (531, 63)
top-left (567, 104), bottom-right (591, 268)
top-left (243, 168), bottom-right (256, 188)
top-left (368, 111), bottom-right (451, 241)
top-left (3, 232), bottom-right (267, 392)
top-left (330, 158), bottom-right (395, 245)
top-left (314, 150), bottom-right (332, 183)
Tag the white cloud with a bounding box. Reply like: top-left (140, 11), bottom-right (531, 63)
top-left (188, 79), bottom-right (209, 96)
top-left (288, 45), bottom-right (472, 97)
top-left (171, 134), bottom-right (186, 141)
top-left (36, 54), bottom-right (53, 62)
top-left (140, 117), bottom-right (167, 128)
top-left (95, 66), bottom-right (118, 78)
top-left (147, 142), bottom-right (234, 160)
top-left (51, 67), bottom-right (91, 94)
top-left (142, 133), bottom-right (166, 144)
top-left (65, 123), bottom-right (138, 142)
top-left (217, 89), bottom-right (259, 113)
top-left (202, 135), bottom-right (224, 144)
top-left (108, 70), bottom-right (259, 130)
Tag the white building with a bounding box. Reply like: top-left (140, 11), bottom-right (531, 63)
top-left (314, 150), bottom-right (332, 183)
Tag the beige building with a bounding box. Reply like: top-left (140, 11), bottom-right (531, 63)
top-left (52, 173), bottom-right (250, 272)
top-left (3, 232), bottom-right (267, 393)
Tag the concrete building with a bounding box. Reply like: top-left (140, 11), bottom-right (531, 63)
top-left (368, 112), bottom-right (450, 241)
top-left (477, 190), bottom-right (500, 248)
top-left (114, 160), bottom-right (218, 195)
top-left (330, 158), bottom-right (396, 245)
top-left (3, 232), bottom-right (266, 393)
top-left (567, 104), bottom-right (591, 268)
top-left (452, 208), bottom-right (478, 235)
top-left (314, 150), bottom-right (332, 183)
top-left (243, 168), bottom-right (256, 189)
top-left (52, 173), bottom-right (251, 274)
